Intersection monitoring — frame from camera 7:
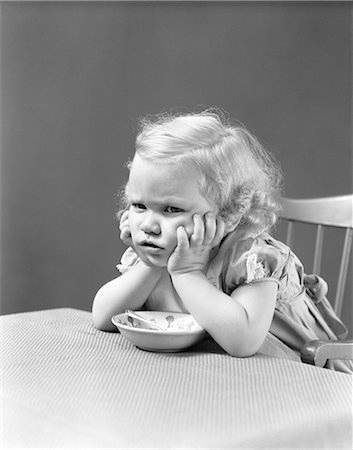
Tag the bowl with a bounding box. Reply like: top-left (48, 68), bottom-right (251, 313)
top-left (111, 311), bottom-right (206, 352)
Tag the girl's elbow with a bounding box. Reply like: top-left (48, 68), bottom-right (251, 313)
top-left (92, 293), bottom-right (111, 331)
top-left (92, 314), bottom-right (107, 331)
top-left (92, 308), bottom-right (106, 331)
top-left (223, 336), bottom-right (264, 358)
top-left (226, 346), bottom-right (256, 359)
top-left (92, 313), bottom-right (115, 331)
top-left (228, 348), bottom-right (256, 359)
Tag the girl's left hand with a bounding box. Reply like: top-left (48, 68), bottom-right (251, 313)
top-left (167, 213), bottom-right (225, 276)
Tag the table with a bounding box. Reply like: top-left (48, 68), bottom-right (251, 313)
top-left (1, 308), bottom-right (352, 448)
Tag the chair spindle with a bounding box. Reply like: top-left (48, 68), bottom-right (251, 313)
top-left (313, 224), bottom-right (324, 275)
top-left (286, 221), bottom-right (293, 248)
top-left (335, 228), bottom-right (353, 316)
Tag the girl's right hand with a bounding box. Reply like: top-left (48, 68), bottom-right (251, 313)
top-left (119, 210), bottom-right (133, 248)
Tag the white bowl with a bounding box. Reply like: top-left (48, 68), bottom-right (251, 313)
top-left (111, 311), bottom-right (206, 352)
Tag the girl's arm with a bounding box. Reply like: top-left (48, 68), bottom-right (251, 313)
top-left (92, 261), bottom-right (163, 331)
top-left (171, 271), bottom-right (277, 357)
top-left (168, 214), bottom-right (277, 357)
top-left (93, 209), bottom-right (164, 331)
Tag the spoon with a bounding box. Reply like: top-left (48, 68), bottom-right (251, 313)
top-left (125, 310), bottom-right (165, 331)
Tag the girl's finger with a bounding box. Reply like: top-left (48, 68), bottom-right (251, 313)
top-left (176, 226), bottom-right (190, 250)
top-left (212, 216), bottom-right (226, 248)
top-left (119, 220), bottom-right (129, 232)
top-left (121, 210), bottom-right (129, 222)
top-left (190, 214), bottom-right (204, 245)
top-left (203, 212), bottom-right (216, 245)
top-left (119, 211), bottom-right (129, 228)
top-left (120, 225), bottom-right (131, 238)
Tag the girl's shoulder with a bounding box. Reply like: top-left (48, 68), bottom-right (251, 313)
top-left (208, 230), bottom-right (297, 293)
top-left (218, 229), bottom-right (292, 265)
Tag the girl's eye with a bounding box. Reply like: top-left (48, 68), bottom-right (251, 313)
top-left (165, 206), bottom-right (183, 214)
top-left (131, 203), bottom-right (146, 211)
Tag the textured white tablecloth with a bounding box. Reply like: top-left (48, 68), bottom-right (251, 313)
top-left (1, 308), bottom-right (352, 449)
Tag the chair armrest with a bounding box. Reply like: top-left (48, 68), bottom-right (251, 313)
top-left (301, 339), bottom-right (353, 367)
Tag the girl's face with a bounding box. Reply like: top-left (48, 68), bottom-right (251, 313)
top-left (126, 155), bottom-right (217, 267)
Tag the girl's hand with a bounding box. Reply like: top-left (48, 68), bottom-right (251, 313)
top-left (168, 213), bottom-right (225, 276)
top-left (119, 210), bottom-right (133, 248)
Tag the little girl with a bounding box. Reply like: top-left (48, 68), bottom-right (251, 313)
top-left (92, 109), bottom-right (351, 373)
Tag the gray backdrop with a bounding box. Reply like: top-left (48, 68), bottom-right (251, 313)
top-left (1, 2), bottom-right (352, 334)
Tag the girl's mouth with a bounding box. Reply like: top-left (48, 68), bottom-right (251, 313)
top-left (140, 241), bottom-right (163, 250)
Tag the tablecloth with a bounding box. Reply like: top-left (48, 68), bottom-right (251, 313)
top-left (1, 308), bottom-right (352, 448)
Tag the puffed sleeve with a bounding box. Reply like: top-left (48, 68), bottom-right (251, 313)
top-left (116, 247), bottom-right (140, 274)
top-left (222, 234), bottom-right (290, 294)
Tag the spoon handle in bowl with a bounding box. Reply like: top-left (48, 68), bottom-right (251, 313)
top-left (125, 310), bottom-right (165, 331)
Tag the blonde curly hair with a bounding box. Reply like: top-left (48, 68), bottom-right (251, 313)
top-left (123, 109), bottom-right (283, 236)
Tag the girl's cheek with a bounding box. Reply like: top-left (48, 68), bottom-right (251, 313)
top-left (161, 220), bottom-right (185, 245)
top-left (171, 216), bottom-right (194, 237)
top-left (163, 221), bottom-right (179, 240)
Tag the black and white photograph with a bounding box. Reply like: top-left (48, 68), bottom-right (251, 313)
top-left (1, 1), bottom-right (352, 448)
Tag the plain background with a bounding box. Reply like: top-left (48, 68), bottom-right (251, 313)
top-left (1, 1), bottom-right (352, 334)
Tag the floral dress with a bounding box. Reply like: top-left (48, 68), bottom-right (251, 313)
top-left (117, 229), bottom-right (352, 373)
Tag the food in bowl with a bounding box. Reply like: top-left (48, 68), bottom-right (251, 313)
top-left (111, 311), bottom-right (206, 352)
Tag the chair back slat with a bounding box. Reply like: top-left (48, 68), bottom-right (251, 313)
top-left (313, 224), bottom-right (324, 275)
top-left (285, 221), bottom-right (294, 248)
top-left (279, 195), bottom-right (353, 320)
top-left (280, 195), bottom-right (353, 228)
top-left (335, 228), bottom-right (353, 316)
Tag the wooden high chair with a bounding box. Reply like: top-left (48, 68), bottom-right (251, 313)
top-left (279, 195), bottom-right (353, 367)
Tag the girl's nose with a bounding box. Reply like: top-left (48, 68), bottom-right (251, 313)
top-left (141, 213), bottom-right (161, 235)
